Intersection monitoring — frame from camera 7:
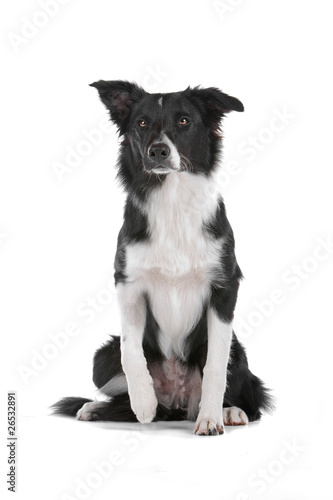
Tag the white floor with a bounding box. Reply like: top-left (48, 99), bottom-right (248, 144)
top-left (10, 407), bottom-right (330, 500)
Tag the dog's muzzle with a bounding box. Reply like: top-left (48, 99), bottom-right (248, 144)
top-left (144, 142), bottom-right (176, 173)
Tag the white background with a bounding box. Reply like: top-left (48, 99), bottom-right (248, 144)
top-left (1, 1), bottom-right (332, 499)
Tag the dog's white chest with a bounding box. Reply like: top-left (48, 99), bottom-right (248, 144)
top-left (125, 172), bottom-right (223, 357)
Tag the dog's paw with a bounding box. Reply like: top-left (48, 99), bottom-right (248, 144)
top-left (194, 413), bottom-right (224, 436)
top-left (129, 383), bottom-right (158, 424)
top-left (76, 401), bottom-right (108, 421)
top-left (131, 393), bottom-right (158, 424)
top-left (223, 406), bottom-right (248, 426)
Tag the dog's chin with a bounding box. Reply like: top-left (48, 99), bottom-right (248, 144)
top-left (151, 167), bottom-right (174, 174)
top-left (144, 164), bottom-right (181, 175)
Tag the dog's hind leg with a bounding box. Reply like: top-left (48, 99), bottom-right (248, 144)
top-left (223, 406), bottom-right (249, 425)
top-left (93, 335), bottom-right (128, 396)
top-left (69, 337), bottom-right (136, 422)
top-left (52, 336), bottom-right (127, 419)
top-left (75, 394), bottom-right (189, 423)
top-left (76, 394), bottom-right (137, 422)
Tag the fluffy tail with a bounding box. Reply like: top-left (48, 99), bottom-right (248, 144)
top-left (246, 374), bottom-right (276, 422)
top-left (51, 397), bottom-right (92, 417)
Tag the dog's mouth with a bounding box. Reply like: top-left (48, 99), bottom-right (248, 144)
top-left (149, 165), bottom-right (176, 174)
top-left (143, 162), bottom-right (180, 175)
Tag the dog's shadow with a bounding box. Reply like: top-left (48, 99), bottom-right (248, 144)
top-left (58, 416), bottom-right (256, 437)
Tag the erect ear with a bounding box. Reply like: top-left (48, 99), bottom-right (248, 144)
top-left (89, 80), bottom-right (145, 134)
top-left (185, 86), bottom-right (244, 136)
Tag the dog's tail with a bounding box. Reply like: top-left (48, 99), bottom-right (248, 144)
top-left (51, 397), bottom-right (93, 417)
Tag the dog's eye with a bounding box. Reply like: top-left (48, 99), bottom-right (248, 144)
top-left (179, 117), bottom-right (189, 125)
top-left (138, 120), bottom-right (147, 128)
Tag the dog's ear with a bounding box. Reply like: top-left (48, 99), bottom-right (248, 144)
top-left (185, 86), bottom-right (244, 136)
top-left (90, 80), bottom-right (145, 134)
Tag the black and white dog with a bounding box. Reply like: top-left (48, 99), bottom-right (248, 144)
top-left (53, 81), bottom-right (272, 435)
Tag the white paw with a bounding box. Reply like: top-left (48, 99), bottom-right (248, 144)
top-left (223, 406), bottom-right (248, 426)
top-left (76, 401), bottom-right (108, 421)
top-left (194, 412), bottom-right (224, 436)
top-left (128, 382), bottom-right (158, 424)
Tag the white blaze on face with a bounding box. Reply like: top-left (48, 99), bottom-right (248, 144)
top-left (158, 96), bottom-right (163, 108)
top-left (160, 133), bottom-right (181, 171)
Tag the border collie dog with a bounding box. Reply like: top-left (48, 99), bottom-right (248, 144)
top-left (53, 81), bottom-right (272, 435)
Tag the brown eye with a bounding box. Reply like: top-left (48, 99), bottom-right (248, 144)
top-left (138, 120), bottom-right (147, 128)
top-left (179, 117), bottom-right (189, 125)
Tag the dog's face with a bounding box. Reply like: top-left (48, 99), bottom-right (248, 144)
top-left (90, 80), bottom-right (243, 176)
top-left (126, 92), bottom-right (206, 175)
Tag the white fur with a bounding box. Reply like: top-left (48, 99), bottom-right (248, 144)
top-left (161, 133), bottom-right (181, 171)
top-left (76, 401), bottom-right (109, 421)
top-left (99, 373), bottom-right (128, 397)
top-left (223, 406), bottom-right (249, 425)
top-left (194, 309), bottom-right (232, 435)
top-left (124, 171), bottom-right (223, 359)
top-left (117, 283), bottom-right (158, 423)
top-left (158, 96), bottom-right (163, 108)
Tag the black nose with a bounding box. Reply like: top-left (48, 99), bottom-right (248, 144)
top-left (148, 143), bottom-right (170, 161)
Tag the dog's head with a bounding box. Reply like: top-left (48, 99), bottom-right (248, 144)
top-left (90, 80), bottom-right (243, 176)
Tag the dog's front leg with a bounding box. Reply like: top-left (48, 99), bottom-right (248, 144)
top-left (117, 283), bottom-right (158, 423)
top-left (194, 307), bottom-right (233, 436)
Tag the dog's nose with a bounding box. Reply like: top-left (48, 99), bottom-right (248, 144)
top-left (148, 143), bottom-right (170, 161)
